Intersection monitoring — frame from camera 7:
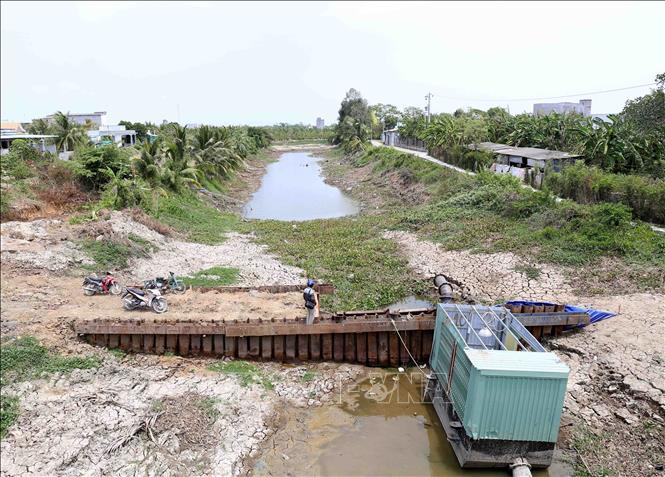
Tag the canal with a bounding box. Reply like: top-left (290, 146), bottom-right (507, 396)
top-left (243, 151), bottom-right (359, 221)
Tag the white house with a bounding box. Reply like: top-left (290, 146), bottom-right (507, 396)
top-left (0, 133), bottom-right (58, 156)
top-left (87, 124), bottom-right (137, 147)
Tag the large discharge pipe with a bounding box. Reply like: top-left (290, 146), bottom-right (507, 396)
top-left (510, 458), bottom-right (532, 477)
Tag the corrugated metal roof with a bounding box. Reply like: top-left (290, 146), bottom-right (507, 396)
top-left (493, 146), bottom-right (579, 160)
top-left (468, 142), bottom-right (511, 152)
top-left (0, 133), bottom-right (57, 139)
top-left (468, 142), bottom-right (579, 160)
top-left (466, 349), bottom-right (569, 377)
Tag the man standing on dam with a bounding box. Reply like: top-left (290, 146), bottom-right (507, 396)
top-left (304, 279), bottom-right (319, 324)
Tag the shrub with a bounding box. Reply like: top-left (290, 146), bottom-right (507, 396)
top-left (0, 139), bottom-right (39, 179)
top-left (430, 145), bottom-right (494, 172)
top-left (71, 146), bottom-right (132, 190)
top-left (545, 162), bottom-right (665, 224)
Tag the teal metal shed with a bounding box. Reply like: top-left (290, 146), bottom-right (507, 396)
top-left (427, 303), bottom-right (569, 468)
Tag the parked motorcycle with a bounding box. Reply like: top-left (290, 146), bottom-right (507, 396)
top-left (122, 287), bottom-right (168, 313)
top-left (144, 271), bottom-right (186, 294)
top-left (83, 272), bottom-right (122, 296)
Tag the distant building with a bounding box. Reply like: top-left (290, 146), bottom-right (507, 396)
top-left (0, 121), bottom-right (26, 134)
top-left (315, 117), bottom-right (325, 129)
top-left (381, 128), bottom-right (399, 146)
top-left (1, 133), bottom-right (57, 156)
top-left (533, 99), bottom-right (591, 117)
top-left (42, 111), bottom-right (107, 127)
top-left (87, 124), bottom-right (136, 147)
top-left (469, 142), bottom-right (579, 186)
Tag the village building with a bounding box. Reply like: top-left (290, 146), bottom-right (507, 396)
top-left (469, 142), bottom-right (579, 185)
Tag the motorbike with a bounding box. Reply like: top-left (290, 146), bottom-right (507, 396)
top-left (122, 287), bottom-right (168, 313)
top-left (83, 272), bottom-right (122, 296)
top-left (144, 271), bottom-right (186, 294)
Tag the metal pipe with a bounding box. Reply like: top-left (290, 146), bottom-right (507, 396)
top-left (510, 458), bottom-right (532, 477)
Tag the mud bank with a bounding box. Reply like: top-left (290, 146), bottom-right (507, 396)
top-left (0, 355), bottom-right (363, 477)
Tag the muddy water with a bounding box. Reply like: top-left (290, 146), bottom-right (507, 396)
top-left (254, 371), bottom-right (558, 477)
top-left (243, 151), bottom-right (359, 221)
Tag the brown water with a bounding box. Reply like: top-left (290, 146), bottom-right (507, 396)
top-left (252, 370), bottom-right (567, 477)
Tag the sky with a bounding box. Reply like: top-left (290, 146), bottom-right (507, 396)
top-left (1, 1), bottom-right (664, 126)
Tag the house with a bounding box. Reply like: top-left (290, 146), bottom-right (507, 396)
top-left (0, 133), bottom-right (57, 156)
top-left (469, 142), bottom-right (579, 186)
top-left (1, 121), bottom-right (26, 134)
top-left (381, 128), bottom-right (399, 146)
top-left (533, 99), bottom-right (592, 116)
top-left (43, 111), bottom-right (107, 128)
top-left (87, 124), bottom-right (137, 147)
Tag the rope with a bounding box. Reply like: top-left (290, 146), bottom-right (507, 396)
top-left (389, 318), bottom-right (429, 381)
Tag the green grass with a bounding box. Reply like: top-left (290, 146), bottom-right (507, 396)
top-left (301, 370), bottom-right (316, 383)
top-left (151, 193), bottom-right (238, 245)
top-left (240, 215), bottom-right (427, 311)
top-left (108, 348), bottom-right (126, 360)
top-left (349, 148), bottom-right (665, 291)
top-left (513, 263), bottom-right (541, 280)
top-left (0, 336), bottom-right (101, 386)
top-left (80, 239), bottom-right (135, 269)
top-left (0, 394), bottom-right (19, 439)
top-left (127, 233), bottom-right (158, 252)
top-left (208, 360), bottom-right (274, 390)
top-left (183, 266), bottom-right (240, 287)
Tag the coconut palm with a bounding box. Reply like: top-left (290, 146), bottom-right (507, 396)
top-left (52, 111), bottom-right (87, 152)
top-left (133, 139), bottom-right (162, 185)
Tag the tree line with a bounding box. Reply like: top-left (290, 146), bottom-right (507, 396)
top-left (334, 74), bottom-right (665, 178)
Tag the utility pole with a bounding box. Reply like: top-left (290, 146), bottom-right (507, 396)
top-left (425, 92), bottom-right (433, 124)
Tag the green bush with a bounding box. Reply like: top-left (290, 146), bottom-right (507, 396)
top-left (71, 146), bottom-right (132, 190)
top-left (545, 162), bottom-right (665, 224)
top-left (0, 139), bottom-right (40, 179)
top-left (430, 145), bottom-right (494, 172)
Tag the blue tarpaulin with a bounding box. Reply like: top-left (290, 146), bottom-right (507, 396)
top-left (504, 300), bottom-right (617, 326)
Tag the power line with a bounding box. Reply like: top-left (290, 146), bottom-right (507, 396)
top-left (435, 82), bottom-right (657, 103)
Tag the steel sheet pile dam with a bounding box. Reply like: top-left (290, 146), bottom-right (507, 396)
top-left (75, 286), bottom-right (589, 366)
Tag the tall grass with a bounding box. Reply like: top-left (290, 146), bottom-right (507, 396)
top-left (545, 162), bottom-right (665, 225)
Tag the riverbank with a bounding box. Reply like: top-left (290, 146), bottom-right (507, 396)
top-left (2, 145), bottom-right (663, 476)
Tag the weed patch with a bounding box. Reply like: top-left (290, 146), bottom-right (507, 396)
top-left (301, 370), bottom-right (316, 383)
top-left (151, 193), bottom-right (237, 244)
top-left (183, 266), bottom-right (239, 287)
top-left (0, 336), bottom-right (100, 386)
top-left (208, 360), bottom-right (274, 390)
top-left (195, 397), bottom-right (220, 422)
top-left (513, 263), bottom-right (541, 280)
top-left (80, 239), bottom-right (135, 269)
top-left (0, 394), bottom-right (19, 439)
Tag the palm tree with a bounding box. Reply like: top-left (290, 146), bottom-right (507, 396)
top-left (133, 140), bottom-right (162, 185)
top-left (52, 111), bottom-right (87, 152)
